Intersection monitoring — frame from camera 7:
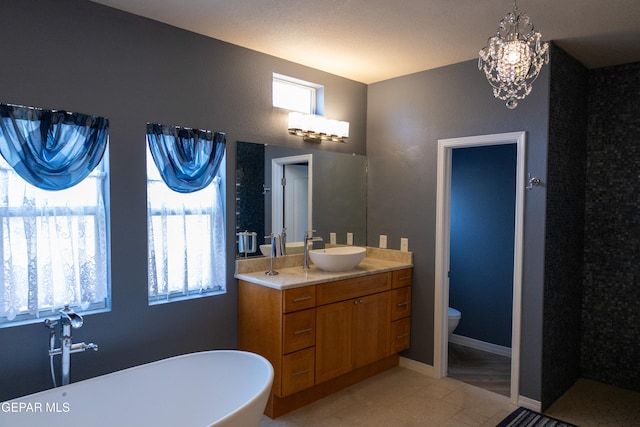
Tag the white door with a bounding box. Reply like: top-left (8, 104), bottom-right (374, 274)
top-left (283, 164), bottom-right (309, 242)
top-left (272, 154), bottom-right (313, 243)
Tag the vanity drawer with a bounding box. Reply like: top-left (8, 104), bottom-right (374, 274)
top-left (392, 268), bottom-right (412, 289)
top-left (390, 317), bottom-right (411, 353)
top-left (280, 347), bottom-right (315, 397)
top-left (283, 285), bottom-right (316, 313)
top-left (316, 272), bottom-right (391, 305)
top-left (283, 309), bottom-right (316, 354)
top-left (391, 287), bottom-right (411, 321)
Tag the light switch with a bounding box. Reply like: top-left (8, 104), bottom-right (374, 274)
top-left (347, 232), bottom-right (353, 245)
top-left (330, 232), bottom-right (337, 245)
top-left (400, 237), bottom-right (409, 252)
top-left (379, 235), bottom-right (387, 249)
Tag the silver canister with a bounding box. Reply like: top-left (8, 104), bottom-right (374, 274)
top-left (237, 231), bottom-right (257, 254)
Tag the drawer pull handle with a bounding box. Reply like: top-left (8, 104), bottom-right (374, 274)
top-left (398, 276), bottom-right (411, 281)
top-left (293, 296), bottom-right (312, 302)
top-left (396, 334), bottom-right (409, 339)
top-left (292, 369), bottom-right (310, 376)
top-left (293, 328), bottom-right (312, 335)
top-left (396, 301), bottom-right (409, 307)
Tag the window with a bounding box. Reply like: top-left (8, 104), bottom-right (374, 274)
top-left (146, 128), bottom-right (226, 303)
top-left (0, 149), bottom-right (110, 325)
top-left (272, 73), bottom-right (323, 114)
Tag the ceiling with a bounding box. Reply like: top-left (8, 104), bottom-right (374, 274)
top-left (90, 0), bottom-right (640, 84)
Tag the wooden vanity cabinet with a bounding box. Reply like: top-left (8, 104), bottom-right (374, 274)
top-left (238, 267), bottom-right (412, 418)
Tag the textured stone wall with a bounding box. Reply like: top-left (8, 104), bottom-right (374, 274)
top-left (235, 142), bottom-right (265, 257)
top-left (582, 61), bottom-right (640, 391)
top-left (542, 44), bottom-right (589, 408)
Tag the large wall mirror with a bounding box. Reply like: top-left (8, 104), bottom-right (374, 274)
top-left (236, 142), bottom-right (367, 257)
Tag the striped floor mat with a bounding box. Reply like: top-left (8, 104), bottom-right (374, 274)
top-left (497, 407), bottom-right (578, 426)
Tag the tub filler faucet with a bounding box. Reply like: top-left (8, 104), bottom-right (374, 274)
top-left (45, 305), bottom-right (98, 386)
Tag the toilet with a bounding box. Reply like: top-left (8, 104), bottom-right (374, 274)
top-left (448, 307), bottom-right (461, 338)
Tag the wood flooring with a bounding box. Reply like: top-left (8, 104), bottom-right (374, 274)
top-left (447, 342), bottom-right (511, 397)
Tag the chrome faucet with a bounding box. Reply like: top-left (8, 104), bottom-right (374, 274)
top-left (304, 230), bottom-right (324, 269)
top-left (264, 233), bottom-right (283, 275)
top-left (281, 227), bottom-right (287, 255)
top-left (45, 305), bottom-right (98, 386)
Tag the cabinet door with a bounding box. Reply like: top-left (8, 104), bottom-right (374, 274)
top-left (315, 299), bottom-right (353, 384)
top-left (353, 292), bottom-right (391, 368)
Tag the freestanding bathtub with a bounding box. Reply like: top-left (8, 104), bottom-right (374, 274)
top-left (1, 350), bottom-right (273, 427)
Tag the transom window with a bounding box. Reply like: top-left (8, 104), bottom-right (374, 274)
top-left (272, 73), bottom-right (323, 114)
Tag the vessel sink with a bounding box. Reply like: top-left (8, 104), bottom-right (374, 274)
top-left (260, 241), bottom-right (311, 256)
top-left (309, 246), bottom-right (366, 272)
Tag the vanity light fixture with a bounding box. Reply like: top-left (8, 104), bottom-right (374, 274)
top-left (288, 112), bottom-right (349, 143)
top-left (478, 0), bottom-right (549, 109)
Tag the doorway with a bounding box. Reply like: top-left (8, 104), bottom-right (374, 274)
top-left (434, 132), bottom-right (526, 405)
top-left (283, 163), bottom-right (309, 241)
top-left (272, 154), bottom-right (313, 242)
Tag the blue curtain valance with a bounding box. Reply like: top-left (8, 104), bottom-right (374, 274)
top-left (0, 103), bottom-right (109, 191)
top-left (146, 123), bottom-right (226, 194)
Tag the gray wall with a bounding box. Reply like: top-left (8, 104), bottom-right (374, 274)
top-left (0, 0), bottom-right (366, 401)
top-left (366, 45), bottom-right (640, 408)
top-left (263, 145), bottom-right (367, 247)
top-left (366, 61), bottom-right (550, 401)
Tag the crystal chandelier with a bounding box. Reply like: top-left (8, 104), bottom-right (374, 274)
top-left (478, 0), bottom-right (549, 109)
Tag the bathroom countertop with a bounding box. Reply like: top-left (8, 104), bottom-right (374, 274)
top-left (235, 252), bottom-right (413, 290)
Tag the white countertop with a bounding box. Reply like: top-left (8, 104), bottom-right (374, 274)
top-left (235, 256), bottom-right (412, 290)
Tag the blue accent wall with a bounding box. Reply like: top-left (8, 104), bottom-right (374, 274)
top-left (449, 144), bottom-right (516, 348)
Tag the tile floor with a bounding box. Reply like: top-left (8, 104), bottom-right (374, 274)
top-left (259, 366), bottom-right (517, 426)
top-left (545, 378), bottom-right (640, 427)
top-left (259, 366), bottom-right (640, 427)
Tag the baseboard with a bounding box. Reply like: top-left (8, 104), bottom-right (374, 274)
top-left (449, 334), bottom-right (512, 358)
top-left (518, 395), bottom-right (542, 412)
top-left (399, 356), bottom-right (435, 377)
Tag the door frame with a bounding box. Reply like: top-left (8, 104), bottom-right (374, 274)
top-left (434, 131), bottom-right (526, 404)
top-left (272, 154), bottom-right (313, 239)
